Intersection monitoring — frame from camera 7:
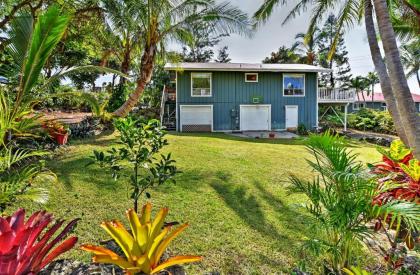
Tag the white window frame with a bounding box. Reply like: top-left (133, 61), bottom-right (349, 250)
top-left (245, 73), bottom-right (258, 83)
top-left (191, 72), bottom-right (212, 97)
top-left (381, 102), bottom-right (388, 111)
top-left (283, 73), bottom-right (305, 97)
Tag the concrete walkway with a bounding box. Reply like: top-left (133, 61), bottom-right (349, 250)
top-left (227, 131), bottom-right (299, 139)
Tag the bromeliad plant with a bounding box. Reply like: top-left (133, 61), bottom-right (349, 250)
top-left (81, 203), bottom-right (202, 274)
top-left (91, 117), bottom-right (177, 212)
top-left (0, 208), bottom-right (79, 274)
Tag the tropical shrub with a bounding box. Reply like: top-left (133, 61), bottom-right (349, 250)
top-left (0, 208), bottom-right (79, 274)
top-left (288, 132), bottom-right (420, 272)
top-left (81, 203), bottom-right (202, 274)
top-left (91, 117), bottom-right (177, 212)
top-left (348, 109), bottom-right (395, 135)
top-left (0, 148), bottom-right (56, 212)
top-left (369, 140), bottom-right (420, 267)
top-left (289, 132), bottom-right (375, 271)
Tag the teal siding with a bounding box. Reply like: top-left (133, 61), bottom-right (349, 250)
top-left (177, 71), bottom-right (318, 131)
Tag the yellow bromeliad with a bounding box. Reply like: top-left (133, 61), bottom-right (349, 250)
top-left (80, 203), bottom-right (202, 274)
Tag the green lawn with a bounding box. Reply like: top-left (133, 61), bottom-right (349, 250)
top-left (14, 132), bottom-right (381, 274)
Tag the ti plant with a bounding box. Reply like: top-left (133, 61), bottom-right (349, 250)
top-left (0, 208), bottom-right (79, 274)
top-left (81, 203), bottom-right (202, 274)
top-left (91, 117), bottom-right (177, 212)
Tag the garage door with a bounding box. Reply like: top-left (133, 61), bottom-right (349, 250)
top-left (240, 105), bottom-right (271, 131)
top-left (180, 105), bottom-right (213, 132)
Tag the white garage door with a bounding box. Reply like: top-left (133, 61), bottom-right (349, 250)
top-left (240, 105), bottom-right (271, 131)
top-left (180, 105), bottom-right (213, 132)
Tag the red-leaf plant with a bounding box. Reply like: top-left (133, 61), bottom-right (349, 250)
top-left (0, 208), bottom-right (79, 275)
top-left (370, 140), bottom-right (419, 205)
top-left (370, 140), bottom-right (420, 269)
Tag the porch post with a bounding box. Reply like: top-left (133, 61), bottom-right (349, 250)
top-left (344, 103), bottom-right (349, 132)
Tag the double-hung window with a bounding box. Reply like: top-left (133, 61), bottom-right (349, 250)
top-left (283, 74), bottom-right (305, 96)
top-left (191, 73), bottom-right (212, 97)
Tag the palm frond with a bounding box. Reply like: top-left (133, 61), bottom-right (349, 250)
top-left (17, 5), bottom-right (71, 105)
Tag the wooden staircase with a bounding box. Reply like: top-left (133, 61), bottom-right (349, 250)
top-left (160, 85), bottom-right (176, 131)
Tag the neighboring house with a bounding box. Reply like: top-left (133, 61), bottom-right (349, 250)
top-left (162, 63), bottom-right (355, 132)
top-left (350, 92), bottom-right (420, 113)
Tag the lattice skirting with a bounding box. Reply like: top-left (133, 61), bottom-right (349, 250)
top-left (182, 124), bottom-right (212, 132)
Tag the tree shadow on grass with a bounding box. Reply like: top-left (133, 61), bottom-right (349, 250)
top-left (49, 155), bottom-right (121, 191)
top-left (209, 179), bottom-right (293, 245)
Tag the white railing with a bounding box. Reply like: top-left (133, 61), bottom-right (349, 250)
top-left (318, 87), bottom-right (356, 102)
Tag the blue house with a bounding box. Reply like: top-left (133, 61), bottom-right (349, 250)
top-left (162, 63), bottom-right (355, 132)
top-left (349, 92), bottom-right (420, 113)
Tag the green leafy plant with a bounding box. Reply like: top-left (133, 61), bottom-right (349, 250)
top-left (289, 132), bottom-right (420, 272)
top-left (91, 117), bottom-right (177, 212)
top-left (81, 203), bottom-right (201, 274)
top-left (0, 147), bottom-right (56, 213)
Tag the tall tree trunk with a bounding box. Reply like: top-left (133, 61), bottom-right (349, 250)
top-left (119, 40), bottom-right (131, 85)
top-left (113, 43), bottom-right (157, 117)
top-left (365, 0), bottom-right (409, 145)
top-left (417, 71), bottom-right (420, 88)
top-left (373, 0), bottom-right (420, 157)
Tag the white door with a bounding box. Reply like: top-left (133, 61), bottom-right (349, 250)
top-left (285, 105), bottom-right (298, 129)
top-left (180, 105), bottom-right (213, 132)
top-left (240, 105), bottom-right (271, 131)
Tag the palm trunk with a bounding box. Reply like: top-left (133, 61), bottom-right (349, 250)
top-left (119, 40), bottom-right (131, 85)
top-left (365, 0), bottom-right (409, 145)
top-left (113, 43), bottom-right (157, 117)
top-left (417, 71), bottom-right (420, 88)
top-left (373, 0), bottom-right (420, 157)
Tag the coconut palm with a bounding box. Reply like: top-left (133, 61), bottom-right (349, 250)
top-left (349, 76), bottom-right (369, 103)
top-left (98, 0), bottom-right (143, 78)
top-left (254, 0), bottom-right (420, 158)
top-left (293, 28), bottom-right (321, 65)
top-left (365, 71), bottom-right (379, 103)
top-left (400, 41), bottom-right (420, 88)
top-left (112, 0), bottom-right (251, 117)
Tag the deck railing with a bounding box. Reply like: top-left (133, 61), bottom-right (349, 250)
top-left (318, 87), bottom-right (356, 103)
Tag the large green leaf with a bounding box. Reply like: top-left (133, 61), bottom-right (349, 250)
top-left (18, 5), bottom-right (70, 104)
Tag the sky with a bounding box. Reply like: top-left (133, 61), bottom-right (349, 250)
top-left (185, 0), bottom-right (418, 93)
top-left (98, 0), bottom-right (418, 93)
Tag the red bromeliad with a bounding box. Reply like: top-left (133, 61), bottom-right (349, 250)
top-left (0, 209), bottom-right (79, 275)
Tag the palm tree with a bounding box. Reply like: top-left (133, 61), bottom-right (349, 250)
top-left (112, 0), bottom-right (251, 117)
top-left (293, 28), bottom-right (321, 65)
top-left (365, 71), bottom-right (379, 103)
top-left (349, 76), bottom-right (368, 103)
top-left (262, 45), bottom-right (302, 64)
top-left (372, 0), bottom-right (420, 157)
top-left (254, 0), bottom-right (419, 157)
top-left (400, 41), bottom-right (420, 88)
top-left (99, 0), bottom-right (142, 79)
top-left (364, 0), bottom-right (408, 144)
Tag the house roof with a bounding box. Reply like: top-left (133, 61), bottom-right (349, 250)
top-left (356, 92), bottom-right (420, 102)
top-left (164, 62), bottom-right (332, 73)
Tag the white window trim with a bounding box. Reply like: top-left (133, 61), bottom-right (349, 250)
top-left (179, 104), bottom-right (213, 132)
top-left (191, 72), bottom-right (212, 97)
top-left (245, 73), bottom-right (258, 83)
top-left (283, 73), bottom-right (305, 97)
top-left (381, 103), bottom-right (388, 111)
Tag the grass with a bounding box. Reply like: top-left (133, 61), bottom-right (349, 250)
top-left (13, 132), bottom-right (381, 274)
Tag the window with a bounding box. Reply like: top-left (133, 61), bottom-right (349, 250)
top-left (381, 103), bottom-right (388, 111)
top-left (191, 73), bottom-right (212, 97)
top-left (353, 103), bottom-right (365, 110)
top-left (283, 74), bottom-right (305, 96)
top-left (245, 73), bottom-right (258, 82)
